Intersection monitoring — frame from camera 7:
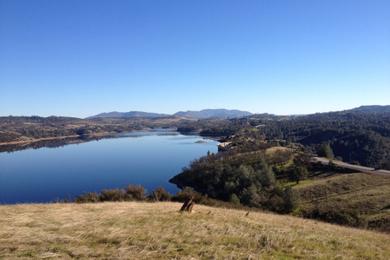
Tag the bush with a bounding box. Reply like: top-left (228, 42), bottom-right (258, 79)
top-left (308, 207), bottom-right (363, 226)
top-left (282, 187), bottom-right (299, 213)
top-left (75, 192), bottom-right (100, 203)
top-left (126, 185), bottom-right (146, 200)
top-left (290, 166), bottom-right (309, 184)
top-left (266, 193), bottom-right (286, 213)
top-left (172, 187), bottom-right (253, 210)
top-left (240, 185), bottom-right (264, 207)
top-left (150, 187), bottom-right (171, 201)
top-left (100, 189), bottom-right (127, 201)
top-left (172, 187), bottom-right (204, 203)
top-left (229, 193), bottom-right (241, 204)
top-left (318, 143), bottom-right (334, 160)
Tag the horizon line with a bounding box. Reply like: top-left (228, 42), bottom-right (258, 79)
top-left (1, 104), bottom-right (389, 119)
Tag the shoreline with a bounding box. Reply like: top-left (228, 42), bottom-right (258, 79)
top-left (0, 131), bottom-right (116, 146)
top-left (0, 129), bottom-right (221, 153)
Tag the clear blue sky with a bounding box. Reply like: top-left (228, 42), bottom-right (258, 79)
top-left (1, 0), bottom-right (389, 117)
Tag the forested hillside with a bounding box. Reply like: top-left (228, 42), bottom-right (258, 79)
top-left (170, 106), bottom-right (390, 231)
top-left (250, 110), bottom-right (390, 169)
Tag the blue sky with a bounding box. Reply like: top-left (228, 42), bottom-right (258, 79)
top-left (0, 0), bottom-right (389, 117)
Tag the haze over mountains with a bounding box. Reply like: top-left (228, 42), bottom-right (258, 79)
top-left (89, 109), bottom-right (252, 119)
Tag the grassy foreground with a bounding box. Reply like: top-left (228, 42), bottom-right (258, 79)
top-left (0, 202), bottom-right (389, 259)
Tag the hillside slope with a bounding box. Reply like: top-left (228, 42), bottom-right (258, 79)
top-left (1, 202), bottom-right (389, 259)
top-left (293, 172), bottom-right (390, 232)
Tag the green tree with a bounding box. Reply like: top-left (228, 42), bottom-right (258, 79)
top-left (283, 187), bottom-right (299, 213)
top-left (320, 143), bottom-right (334, 160)
top-left (229, 193), bottom-right (240, 205)
top-left (291, 166), bottom-right (308, 184)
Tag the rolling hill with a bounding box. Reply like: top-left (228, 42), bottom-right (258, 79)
top-left (0, 202), bottom-right (389, 259)
top-left (346, 105), bottom-right (390, 114)
top-left (293, 172), bottom-right (390, 232)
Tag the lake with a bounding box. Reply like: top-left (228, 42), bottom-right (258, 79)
top-left (0, 131), bottom-right (218, 204)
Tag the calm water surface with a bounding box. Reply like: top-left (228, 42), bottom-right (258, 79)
top-left (0, 132), bottom-right (218, 204)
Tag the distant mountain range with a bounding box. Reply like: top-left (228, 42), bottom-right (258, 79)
top-left (87, 111), bottom-right (170, 119)
top-left (87, 106), bottom-right (390, 120)
top-left (88, 109), bottom-right (252, 119)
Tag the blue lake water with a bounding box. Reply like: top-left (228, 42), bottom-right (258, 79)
top-left (0, 131), bottom-right (218, 204)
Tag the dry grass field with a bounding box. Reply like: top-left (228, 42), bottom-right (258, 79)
top-left (294, 172), bottom-right (390, 232)
top-left (0, 202), bottom-right (389, 259)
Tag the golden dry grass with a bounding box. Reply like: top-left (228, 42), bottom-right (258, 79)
top-left (292, 173), bottom-right (390, 232)
top-left (265, 146), bottom-right (290, 155)
top-left (0, 202), bottom-right (389, 259)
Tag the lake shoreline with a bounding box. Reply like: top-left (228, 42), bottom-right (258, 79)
top-left (0, 128), bottom-right (221, 153)
top-left (0, 132), bottom-right (118, 153)
top-left (0, 132), bottom-right (219, 204)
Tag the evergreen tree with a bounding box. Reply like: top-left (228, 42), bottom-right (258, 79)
top-left (291, 166), bottom-right (308, 184)
top-left (320, 143), bottom-right (334, 160)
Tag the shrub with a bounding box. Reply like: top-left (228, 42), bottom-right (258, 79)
top-left (318, 143), bottom-right (334, 160)
top-left (264, 187), bottom-right (286, 213)
top-left (282, 187), bottom-right (299, 213)
top-left (126, 185), bottom-right (145, 200)
top-left (75, 192), bottom-right (100, 203)
top-left (240, 185), bottom-right (264, 207)
top-left (151, 187), bottom-right (171, 201)
top-left (100, 189), bottom-right (127, 201)
top-left (172, 187), bottom-right (204, 203)
top-left (229, 193), bottom-right (240, 204)
top-left (290, 166), bottom-right (309, 184)
top-left (308, 207), bottom-right (363, 226)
